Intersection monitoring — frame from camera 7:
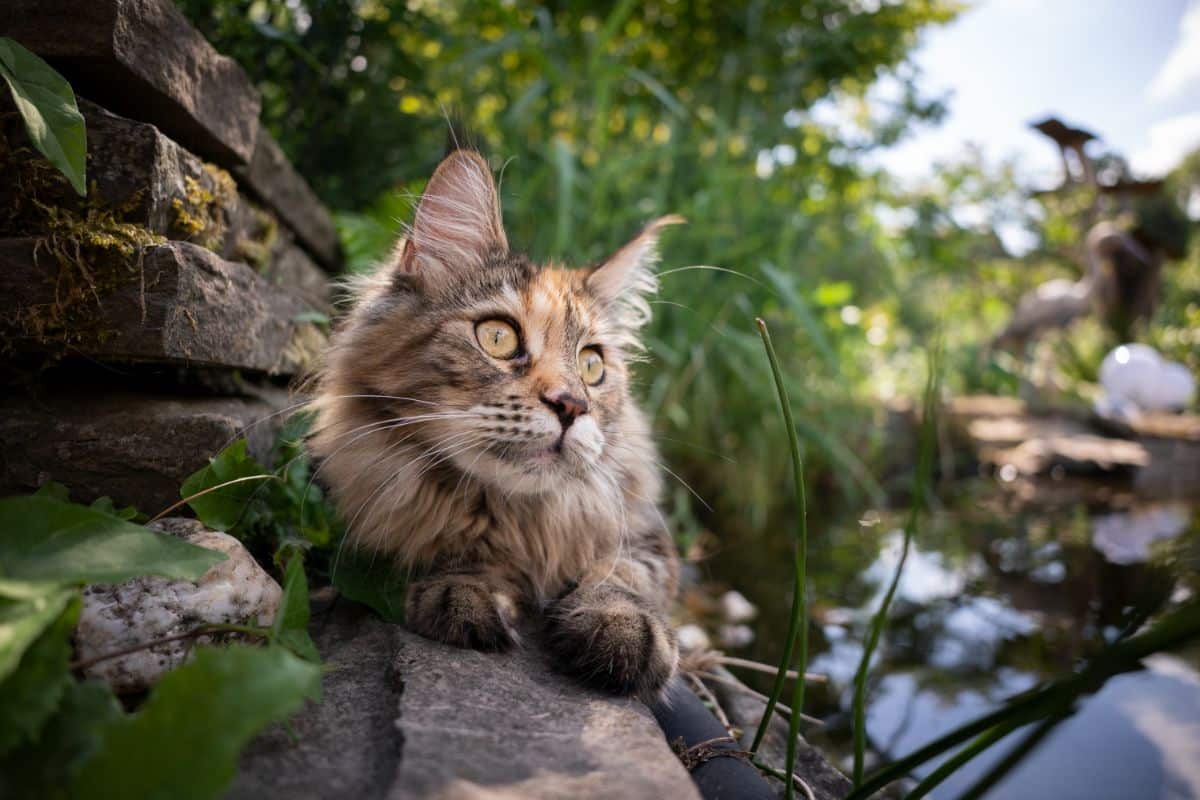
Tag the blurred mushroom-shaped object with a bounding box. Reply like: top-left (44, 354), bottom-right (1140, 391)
top-left (719, 590), bottom-right (758, 623)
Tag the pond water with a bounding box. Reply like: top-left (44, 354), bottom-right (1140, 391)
top-left (704, 477), bottom-right (1200, 799)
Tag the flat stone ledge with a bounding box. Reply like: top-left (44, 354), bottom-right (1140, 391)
top-left (0, 389), bottom-right (286, 512)
top-left (0, 239), bottom-right (325, 375)
top-left (230, 603), bottom-right (701, 800)
top-left (0, 0), bottom-right (261, 165)
top-left (233, 126), bottom-right (343, 271)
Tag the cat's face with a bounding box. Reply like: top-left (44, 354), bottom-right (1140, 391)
top-left (336, 150), bottom-right (680, 496)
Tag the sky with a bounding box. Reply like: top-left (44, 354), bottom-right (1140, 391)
top-left (872, 0), bottom-right (1200, 187)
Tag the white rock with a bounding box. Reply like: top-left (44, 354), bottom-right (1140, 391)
top-left (719, 589), bottom-right (758, 623)
top-left (1097, 344), bottom-right (1196, 418)
top-left (675, 623), bottom-right (711, 653)
top-left (718, 624), bottom-right (755, 649)
top-left (74, 518), bottom-right (282, 693)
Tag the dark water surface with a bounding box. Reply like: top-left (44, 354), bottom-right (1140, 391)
top-left (706, 478), bottom-right (1200, 799)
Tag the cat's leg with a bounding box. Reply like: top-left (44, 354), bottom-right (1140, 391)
top-left (405, 566), bottom-right (524, 651)
top-left (544, 527), bottom-right (680, 701)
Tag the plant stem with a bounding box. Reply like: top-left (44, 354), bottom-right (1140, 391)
top-left (851, 342), bottom-right (940, 787)
top-left (905, 721), bottom-right (1021, 800)
top-left (69, 622), bottom-right (268, 672)
top-left (752, 318), bottom-right (810, 800)
top-left (149, 474), bottom-right (279, 523)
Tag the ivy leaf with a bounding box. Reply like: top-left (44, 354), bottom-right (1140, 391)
top-left (273, 555), bottom-right (318, 662)
top-left (180, 440), bottom-right (274, 533)
top-left (0, 595), bottom-right (79, 755)
top-left (0, 496), bottom-right (225, 585)
top-left (33, 482), bottom-right (72, 502)
top-left (0, 679), bottom-right (122, 799)
top-left (71, 645), bottom-right (322, 800)
top-left (331, 547), bottom-right (407, 624)
top-left (0, 37), bottom-right (87, 196)
top-left (0, 580), bottom-right (76, 683)
top-left (88, 496), bottom-right (142, 522)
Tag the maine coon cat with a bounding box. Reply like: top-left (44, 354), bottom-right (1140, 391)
top-left (311, 147), bottom-right (682, 699)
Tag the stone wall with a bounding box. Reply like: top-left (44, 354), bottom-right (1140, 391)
top-left (0, 0), bottom-right (338, 509)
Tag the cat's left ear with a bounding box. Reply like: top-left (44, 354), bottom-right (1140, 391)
top-left (587, 215), bottom-right (685, 325)
top-left (396, 149), bottom-right (508, 288)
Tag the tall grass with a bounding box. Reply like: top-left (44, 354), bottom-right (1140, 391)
top-left (851, 340), bottom-right (941, 786)
top-left (750, 318), bottom-right (810, 800)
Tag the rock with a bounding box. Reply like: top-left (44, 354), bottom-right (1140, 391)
top-left (1, 99), bottom-right (331, 311)
top-left (0, 0), bottom-right (261, 165)
top-left (701, 666), bottom-right (851, 800)
top-left (75, 518), bottom-right (281, 693)
top-left (719, 590), bottom-right (758, 623)
top-left (230, 603), bottom-right (701, 800)
top-left (0, 239), bottom-right (325, 374)
top-left (233, 126), bottom-right (343, 271)
top-left (0, 389), bottom-right (287, 512)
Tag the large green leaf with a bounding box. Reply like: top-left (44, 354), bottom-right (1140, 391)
top-left (0, 596), bottom-right (79, 754)
top-left (0, 496), bottom-right (225, 585)
top-left (0, 679), bottom-right (122, 799)
top-left (0, 580), bottom-right (75, 683)
top-left (71, 645), bottom-right (322, 800)
top-left (330, 546), bottom-right (407, 624)
top-left (273, 555), bottom-right (318, 662)
top-left (181, 440), bottom-right (274, 533)
top-left (0, 37), bottom-right (86, 196)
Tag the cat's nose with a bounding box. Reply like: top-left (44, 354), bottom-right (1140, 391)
top-left (540, 388), bottom-right (588, 430)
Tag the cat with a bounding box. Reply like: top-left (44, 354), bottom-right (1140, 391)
top-left (311, 147), bottom-right (682, 700)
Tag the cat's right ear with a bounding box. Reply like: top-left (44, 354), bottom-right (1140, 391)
top-left (394, 150), bottom-right (508, 290)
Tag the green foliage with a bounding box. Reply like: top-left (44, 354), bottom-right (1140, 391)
top-left (273, 553), bottom-right (319, 662)
top-left (0, 36), bottom-right (87, 195)
top-left (0, 580), bottom-right (75, 682)
top-left (70, 645), bottom-right (321, 800)
top-left (181, 439), bottom-right (277, 533)
top-left (329, 548), bottom-right (408, 624)
top-left (0, 495), bottom-right (225, 585)
top-left (0, 596), bottom-right (78, 754)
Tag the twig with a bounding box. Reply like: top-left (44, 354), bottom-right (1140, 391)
top-left (752, 758), bottom-right (817, 800)
top-left (693, 670), bottom-right (823, 726)
top-left (687, 671), bottom-right (735, 734)
top-left (718, 655), bottom-right (827, 683)
top-left (147, 474), bottom-right (279, 523)
top-left (69, 622), bottom-right (267, 672)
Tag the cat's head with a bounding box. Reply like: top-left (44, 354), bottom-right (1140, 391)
top-left (327, 149), bottom-right (680, 495)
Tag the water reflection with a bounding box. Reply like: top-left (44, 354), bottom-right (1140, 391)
top-left (707, 478), bottom-right (1200, 798)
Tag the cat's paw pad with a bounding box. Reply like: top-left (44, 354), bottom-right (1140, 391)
top-left (545, 587), bottom-right (677, 701)
top-left (406, 574), bottom-right (520, 651)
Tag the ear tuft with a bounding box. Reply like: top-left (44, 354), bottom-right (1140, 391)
top-left (587, 215), bottom-right (685, 329)
top-left (396, 150), bottom-right (507, 288)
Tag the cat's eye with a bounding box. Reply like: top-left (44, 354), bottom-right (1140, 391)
top-left (578, 347), bottom-right (605, 385)
top-left (476, 319), bottom-right (520, 359)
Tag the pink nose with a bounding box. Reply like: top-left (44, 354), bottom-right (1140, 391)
top-left (540, 388), bottom-right (588, 429)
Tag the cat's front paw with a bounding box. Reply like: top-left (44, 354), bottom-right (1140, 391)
top-left (406, 573), bottom-right (520, 651)
top-left (544, 585), bottom-right (678, 701)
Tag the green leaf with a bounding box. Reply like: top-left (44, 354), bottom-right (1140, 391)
top-left (812, 280), bottom-right (854, 307)
top-left (0, 37), bottom-right (87, 196)
top-left (0, 496), bottom-right (225, 585)
top-left (273, 555), bottom-right (318, 662)
top-left (291, 310), bottom-right (330, 325)
top-left (71, 645), bottom-right (322, 800)
top-left (0, 679), bottom-right (122, 799)
top-left (180, 440), bottom-right (273, 532)
top-left (33, 482), bottom-right (71, 503)
top-left (0, 581), bottom-right (76, 683)
top-left (331, 547), bottom-right (407, 624)
top-left (0, 595), bottom-right (79, 754)
top-left (88, 496), bottom-right (141, 522)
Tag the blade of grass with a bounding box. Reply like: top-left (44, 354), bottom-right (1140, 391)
top-left (846, 600), bottom-right (1200, 799)
top-left (851, 340), bottom-right (941, 787)
top-left (751, 318), bottom-right (809, 800)
top-left (952, 714), bottom-right (1066, 800)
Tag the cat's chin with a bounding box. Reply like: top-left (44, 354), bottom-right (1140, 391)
top-left (453, 441), bottom-right (601, 496)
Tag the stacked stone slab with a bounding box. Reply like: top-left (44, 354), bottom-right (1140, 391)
top-left (0, 0), bottom-right (340, 511)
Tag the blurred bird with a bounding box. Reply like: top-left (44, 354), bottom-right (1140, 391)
top-left (990, 222), bottom-right (1157, 351)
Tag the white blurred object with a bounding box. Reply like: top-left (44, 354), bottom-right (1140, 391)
top-left (676, 624), bottom-right (712, 653)
top-left (1092, 504), bottom-right (1191, 565)
top-left (718, 624), bottom-right (755, 649)
top-left (1095, 344), bottom-right (1195, 420)
top-left (719, 589), bottom-right (758, 623)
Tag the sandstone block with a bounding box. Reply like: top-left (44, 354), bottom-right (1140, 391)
top-left (0, 0), bottom-right (261, 165)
